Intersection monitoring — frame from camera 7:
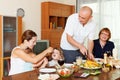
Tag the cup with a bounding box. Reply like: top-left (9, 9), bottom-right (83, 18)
top-left (76, 56), bottom-right (82, 65)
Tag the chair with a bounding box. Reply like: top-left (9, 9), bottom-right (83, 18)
top-left (116, 77), bottom-right (120, 80)
top-left (6, 58), bottom-right (10, 73)
top-left (113, 48), bottom-right (118, 60)
top-left (2, 76), bottom-right (12, 80)
top-left (3, 57), bottom-right (11, 76)
top-left (2, 69), bottom-right (39, 80)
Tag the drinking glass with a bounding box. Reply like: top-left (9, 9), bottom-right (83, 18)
top-left (76, 56), bottom-right (82, 65)
top-left (58, 58), bottom-right (65, 66)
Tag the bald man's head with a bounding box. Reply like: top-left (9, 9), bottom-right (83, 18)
top-left (78, 6), bottom-right (93, 25)
top-left (80, 6), bottom-right (93, 16)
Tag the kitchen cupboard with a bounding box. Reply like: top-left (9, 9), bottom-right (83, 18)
top-left (41, 2), bottom-right (75, 48)
top-left (0, 15), bottom-right (22, 79)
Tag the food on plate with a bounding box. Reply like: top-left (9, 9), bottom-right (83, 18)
top-left (90, 70), bottom-right (101, 75)
top-left (57, 67), bottom-right (73, 78)
top-left (81, 60), bottom-right (102, 69)
top-left (84, 70), bottom-right (101, 75)
top-left (84, 60), bottom-right (100, 67)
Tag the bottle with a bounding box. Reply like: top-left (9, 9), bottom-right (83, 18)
top-left (104, 53), bottom-right (108, 64)
top-left (102, 53), bottom-right (110, 72)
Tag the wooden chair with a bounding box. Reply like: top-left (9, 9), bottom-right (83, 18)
top-left (3, 57), bottom-right (11, 76)
top-left (2, 76), bottom-right (12, 80)
top-left (6, 58), bottom-right (11, 74)
top-left (2, 69), bottom-right (39, 80)
top-left (116, 77), bottom-right (120, 80)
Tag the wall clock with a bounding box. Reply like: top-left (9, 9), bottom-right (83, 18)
top-left (17, 8), bottom-right (25, 17)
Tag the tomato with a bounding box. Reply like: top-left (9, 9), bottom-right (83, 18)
top-left (60, 70), bottom-right (65, 75)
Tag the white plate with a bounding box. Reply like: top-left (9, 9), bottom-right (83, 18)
top-left (80, 64), bottom-right (102, 70)
top-left (115, 65), bottom-right (120, 69)
top-left (80, 60), bottom-right (102, 70)
top-left (82, 66), bottom-right (102, 70)
top-left (95, 58), bottom-right (102, 62)
top-left (38, 74), bottom-right (59, 80)
top-left (39, 68), bottom-right (56, 73)
top-left (64, 63), bottom-right (73, 67)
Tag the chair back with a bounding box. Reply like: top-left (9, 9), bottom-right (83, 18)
top-left (2, 76), bottom-right (12, 80)
top-left (116, 77), bottom-right (120, 80)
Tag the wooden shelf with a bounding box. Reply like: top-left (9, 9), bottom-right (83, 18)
top-left (41, 2), bottom-right (75, 48)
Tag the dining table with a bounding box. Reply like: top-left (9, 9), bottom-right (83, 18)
top-left (56, 68), bottom-right (120, 80)
top-left (37, 66), bottom-right (120, 80)
top-left (3, 65), bottom-right (120, 80)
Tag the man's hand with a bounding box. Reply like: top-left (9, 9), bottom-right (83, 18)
top-left (88, 53), bottom-right (94, 60)
top-left (79, 45), bottom-right (87, 55)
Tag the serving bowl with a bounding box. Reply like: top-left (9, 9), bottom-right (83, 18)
top-left (57, 67), bottom-right (74, 78)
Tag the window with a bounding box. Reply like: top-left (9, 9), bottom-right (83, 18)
top-left (76, 0), bottom-right (120, 44)
top-left (77, 0), bottom-right (120, 59)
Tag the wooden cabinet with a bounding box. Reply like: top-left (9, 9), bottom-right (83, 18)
top-left (41, 2), bottom-right (75, 48)
top-left (0, 15), bottom-right (22, 79)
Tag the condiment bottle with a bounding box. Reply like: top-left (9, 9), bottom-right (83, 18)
top-left (102, 53), bottom-right (110, 72)
top-left (104, 53), bottom-right (108, 64)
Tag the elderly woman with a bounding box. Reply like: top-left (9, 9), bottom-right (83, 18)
top-left (93, 28), bottom-right (115, 58)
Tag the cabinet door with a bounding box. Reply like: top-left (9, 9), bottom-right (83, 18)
top-left (50, 30), bottom-right (63, 48)
top-left (3, 16), bottom-right (17, 57)
top-left (0, 15), bottom-right (3, 80)
top-left (0, 16), bottom-right (22, 79)
top-left (49, 2), bottom-right (61, 16)
top-left (61, 6), bottom-right (74, 17)
top-left (49, 8), bottom-right (61, 16)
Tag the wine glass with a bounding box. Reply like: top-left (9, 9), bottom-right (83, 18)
top-left (58, 58), bottom-right (65, 67)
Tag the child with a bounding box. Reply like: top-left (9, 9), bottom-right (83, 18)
top-left (48, 48), bottom-right (64, 66)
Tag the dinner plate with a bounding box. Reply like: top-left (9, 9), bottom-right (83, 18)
top-left (64, 63), bottom-right (73, 68)
top-left (80, 61), bottom-right (102, 70)
top-left (81, 66), bottom-right (102, 70)
top-left (95, 58), bottom-right (102, 62)
top-left (39, 68), bottom-right (56, 73)
top-left (38, 74), bottom-right (59, 80)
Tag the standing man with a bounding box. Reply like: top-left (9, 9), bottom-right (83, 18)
top-left (60, 6), bottom-right (96, 63)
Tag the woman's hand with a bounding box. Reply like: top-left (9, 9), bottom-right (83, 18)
top-left (46, 47), bottom-right (54, 57)
top-left (47, 47), bottom-right (54, 53)
top-left (32, 57), bottom-right (48, 68)
top-left (40, 57), bottom-right (48, 68)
